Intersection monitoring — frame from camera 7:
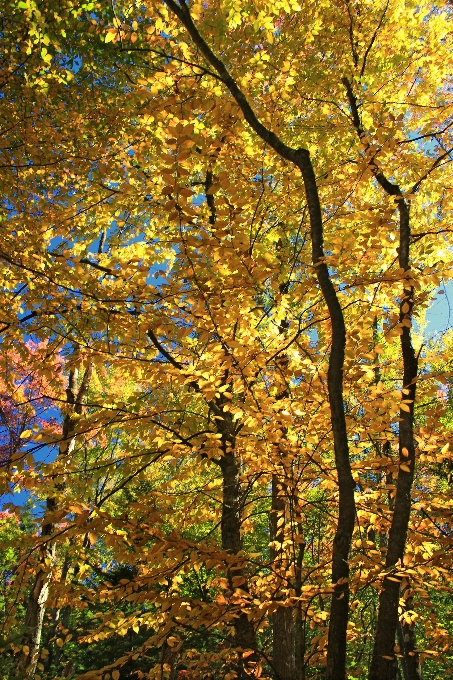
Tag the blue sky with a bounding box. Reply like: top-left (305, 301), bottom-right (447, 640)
top-left (424, 281), bottom-right (453, 338)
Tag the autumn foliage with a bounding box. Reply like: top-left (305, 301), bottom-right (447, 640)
top-left (1, 1), bottom-right (453, 680)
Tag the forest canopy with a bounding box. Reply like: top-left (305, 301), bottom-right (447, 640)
top-left (1, 1), bottom-right (453, 680)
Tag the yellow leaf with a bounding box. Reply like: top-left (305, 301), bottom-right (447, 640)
top-left (22, 645), bottom-right (30, 655)
top-left (400, 402), bottom-right (410, 412)
top-left (56, 638), bottom-right (64, 648)
top-left (20, 429), bottom-right (32, 439)
top-left (263, 252), bottom-right (276, 265)
top-left (112, 671), bottom-right (120, 680)
top-left (400, 464), bottom-right (411, 472)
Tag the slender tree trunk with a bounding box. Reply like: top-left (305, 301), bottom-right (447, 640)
top-left (161, 638), bottom-right (180, 680)
top-left (18, 535), bottom-right (55, 677)
top-left (396, 622), bottom-right (410, 680)
top-left (269, 298), bottom-right (297, 680)
top-left (217, 410), bottom-right (258, 677)
top-left (270, 475), bottom-right (295, 680)
top-left (207, 164), bottom-right (258, 671)
top-left (146, 166), bottom-right (258, 675)
top-left (294, 526), bottom-right (306, 680)
top-left (296, 150), bottom-right (355, 680)
top-left (16, 365), bottom-right (92, 678)
top-left (340, 77), bottom-right (420, 680)
top-left (368, 199), bottom-right (419, 680)
top-left (398, 592), bottom-right (422, 680)
top-left (44, 553), bottom-right (72, 673)
top-left (376, 467), bottom-right (399, 680)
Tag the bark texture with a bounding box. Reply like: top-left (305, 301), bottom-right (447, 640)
top-left (398, 606), bottom-right (422, 680)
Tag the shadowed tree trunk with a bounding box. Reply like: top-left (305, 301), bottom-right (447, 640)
top-left (341, 77), bottom-right (421, 680)
top-left (269, 297), bottom-right (296, 680)
top-left (296, 149), bottom-right (355, 680)
top-left (206, 164), bottom-right (258, 673)
top-left (217, 410), bottom-right (258, 677)
top-left (294, 528), bottom-right (306, 680)
top-left (397, 591), bottom-right (422, 680)
top-left (367, 199), bottom-right (419, 678)
top-left (161, 637), bottom-right (181, 680)
top-left (270, 475), bottom-right (295, 680)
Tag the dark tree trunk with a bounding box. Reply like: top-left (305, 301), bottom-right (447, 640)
top-left (398, 595), bottom-right (422, 680)
top-left (161, 638), bottom-right (180, 680)
top-left (294, 522), bottom-right (306, 680)
top-left (217, 410), bottom-right (258, 677)
top-left (368, 199), bottom-right (419, 680)
top-left (270, 475), bottom-right (295, 680)
top-left (296, 150), bottom-right (355, 680)
top-left (339, 78), bottom-right (420, 680)
top-left (206, 164), bottom-right (258, 672)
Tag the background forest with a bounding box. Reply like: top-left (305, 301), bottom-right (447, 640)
top-left (1, 1), bottom-right (453, 679)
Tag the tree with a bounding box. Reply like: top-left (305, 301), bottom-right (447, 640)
top-left (2, 1), bottom-right (453, 680)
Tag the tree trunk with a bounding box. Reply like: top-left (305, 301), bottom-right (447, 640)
top-left (294, 529), bottom-right (306, 680)
top-left (340, 78), bottom-right (420, 680)
top-left (398, 594), bottom-right (422, 680)
top-left (18, 534), bottom-right (55, 677)
top-left (368, 200), bottom-right (419, 680)
top-left (16, 365), bottom-right (92, 678)
top-left (217, 410), bottom-right (258, 678)
top-left (161, 637), bottom-right (181, 680)
top-left (296, 151), bottom-right (355, 680)
top-left (270, 475), bottom-right (295, 680)
top-left (44, 553), bottom-right (72, 674)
